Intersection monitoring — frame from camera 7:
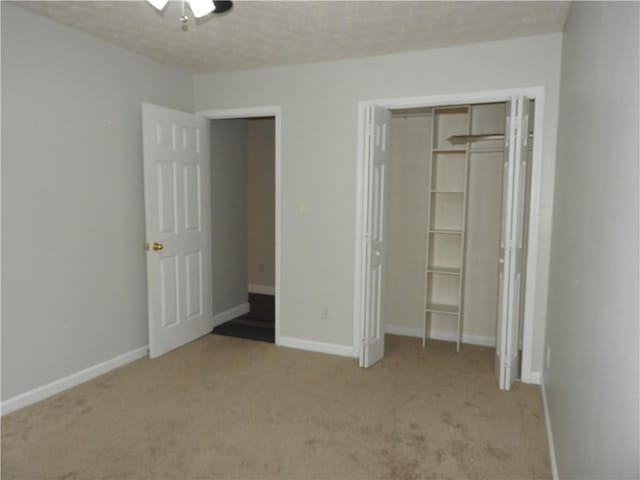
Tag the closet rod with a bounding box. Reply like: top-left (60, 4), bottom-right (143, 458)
top-left (448, 133), bottom-right (533, 143)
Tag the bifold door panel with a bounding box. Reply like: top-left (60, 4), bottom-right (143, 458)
top-left (360, 105), bottom-right (391, 368)
top-left (495, 96), bottom-right (532, 390)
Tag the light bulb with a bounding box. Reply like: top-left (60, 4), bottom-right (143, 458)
top-left (187, 0), bottom-right (215, 18)
top-left (146, 0), bottom-right (169, 11)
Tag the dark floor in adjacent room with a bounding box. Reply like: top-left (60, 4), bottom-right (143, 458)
top-left (212, 293), bottom-right (275, 343)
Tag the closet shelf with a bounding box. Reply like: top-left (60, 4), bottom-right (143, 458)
top-left (432, 148), bottom-right (467, 154)
top-left (429, 228), bottom-right (463, 235)
top-left (427, 267), bottom-right (461, 276)
top-left (469, 148), bottom-right (505, 154)
top-left (425, 303), bottom-right (459, 315)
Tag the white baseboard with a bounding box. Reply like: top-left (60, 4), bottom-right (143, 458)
top-left (384, 325), bottom-right (425, 338)
top-left (248, 284), bottom-right (275, 295)
top-left (385, 324), bottom-right (496, 347)
top-left (541, 376), bottom-right (559, 480)
top-left (522, 371), bottom-right (542, 384)
top-left (1, 346), bottom-right (149, 416)
top-left (212, 302), bottom-right (250, 327)
top-left (278, 336), bottom-right (356, 358)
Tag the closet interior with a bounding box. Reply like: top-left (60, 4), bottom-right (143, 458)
top-left (384, 100), bottom-right (534, 374)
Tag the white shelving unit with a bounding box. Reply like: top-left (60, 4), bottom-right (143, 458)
top-left (422, 106), bottom-right (471, 352)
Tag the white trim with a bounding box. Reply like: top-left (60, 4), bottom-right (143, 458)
top-left (197, 106), bottom-right (282, 346)
top-left (248, 284), bottom-right (275, 295)
top-left (520, 90), bottom-right (545, 383)
top-left (385, 325), bottom-right (495, 347)
top-left (278, 336), bottom-right (356, 358)
top-left (197, 106), bottom-right (279, 120)
top-left (541, 377), bottom-right (559, 480)
top-left (353, 103), bottom-right (368, 365)
top-left (212, 302), bottom-right (250, 328)
top-left (354, 87), bottom-right (546, 383)
top-left (521, 371), bottom-right (542, 384)
top-left (1, 346), bottom-right (149, 416)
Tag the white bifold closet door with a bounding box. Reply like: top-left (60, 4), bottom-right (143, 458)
top-left (360, 105), bottom-right (391, 368)
top-left (495, 96), bottom-right (531, 390)
top-left (142, 103), bottom-right (213, 359)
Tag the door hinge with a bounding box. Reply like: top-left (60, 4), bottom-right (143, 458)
top-left (512, 123), bottom-right (519, 141)
top-left (366, 124), bottom-right (373, 136)
top-left (505, 238), bottom-right (515, 250)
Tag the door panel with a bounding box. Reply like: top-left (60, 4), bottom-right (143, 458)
top-left (159, 255), bottom-right (179, 327)
top-left (158, 163), bottom-right (178, 234)
top-left (495, 96), bottom-right (531, 390)
top-left (185, 251), bottom-right (203, 319)
top-left (495, 99), bottom-right (515, 388)
top-left (361, 105), bottom-right (391, 368)
top-left (183, 163), bottom-right (201, 231)
top-left (504, 97), bottom-right (531, 387)
top-left (143, 103), bottom-right (212, 358)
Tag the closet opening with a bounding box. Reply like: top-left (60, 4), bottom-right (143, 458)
top-left (355, 92), bottom-right (539, 390)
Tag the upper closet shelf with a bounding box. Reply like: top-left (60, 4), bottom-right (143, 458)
top-left (429, 228), bottom-right (463, 235)
top-left (469, 148), bottom-right (505, 154)
top-left (427, 266), bottom-right (461, 276)
top-left (432, 148), bottom-right (467, 153)
top-left (449, 132), bottom-right (533, 143)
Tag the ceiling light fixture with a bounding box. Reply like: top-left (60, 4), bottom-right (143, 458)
top-left (147, 0), bottom-right (169, 10)
top-left (146, 0), bottom-right (232, 24)
top-left (188, 0), bottom-right (215, 18)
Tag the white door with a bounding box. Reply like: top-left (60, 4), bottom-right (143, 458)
top-left (142, 103), bottom-right (213, 358)
top-left (495, 96), bottom-right (530, 390)
top-left (360, 105), bottom-right (391, 368)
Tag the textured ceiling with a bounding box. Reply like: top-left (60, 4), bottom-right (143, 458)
top-left (16, 1), bottom-right (570, 73)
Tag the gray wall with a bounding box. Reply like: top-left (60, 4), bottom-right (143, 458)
top-left (247, 118), bottom-right (275, 289)
top-left (194, 33), bottom-right (562, 371)
top-left (210, 119), bottom-right (248, 315)
top-left (1, 4), bottom-right (194, 400)
top-left (384, 115), bottom-right (431, 334)
top-left (545, 2), bottom-right (639, 478)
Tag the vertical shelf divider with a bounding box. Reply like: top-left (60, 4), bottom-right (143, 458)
top-left (423, 105), bottom-right (470, 351)
top-left (422, 110), bottom-right (435, 348)
top-left (456, 106), bottom-right (472, 352)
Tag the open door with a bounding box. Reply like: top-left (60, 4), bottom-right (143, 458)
top-left (142, 103), bottom-right (213, 358)
top-left (495, 96), bottom-right (530, 390)
top-left (360, 105), bottom-right (391, 368)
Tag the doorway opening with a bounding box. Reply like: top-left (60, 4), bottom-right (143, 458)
top-left (142, 104), bottom-right (281, 359)
top-left (209, 117), bottom-right (277, 343)
top-left (354, 90), bottom-right (543, 390)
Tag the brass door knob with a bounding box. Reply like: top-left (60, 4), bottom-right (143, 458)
top-left (146, 242), bottom-right (164, 251)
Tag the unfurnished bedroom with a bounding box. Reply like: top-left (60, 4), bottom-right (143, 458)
top-left (1, 1), bottom-right (638, 479)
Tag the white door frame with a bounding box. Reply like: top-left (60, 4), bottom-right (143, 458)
top-left (197, 106), bottom-right (282, 346)
top-left (353, 88), bottom-right (545, 384)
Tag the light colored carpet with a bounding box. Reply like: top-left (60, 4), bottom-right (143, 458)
top-left (1, 334), bottom-right (550, 480)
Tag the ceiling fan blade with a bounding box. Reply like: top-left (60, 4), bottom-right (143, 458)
top-left (212, 1), bottom-right (233, 14)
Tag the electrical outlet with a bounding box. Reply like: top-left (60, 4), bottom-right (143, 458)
top-left (546, 346), bottom-right (551, 369)
top-left (321, 306), bottom-right (329, 320)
